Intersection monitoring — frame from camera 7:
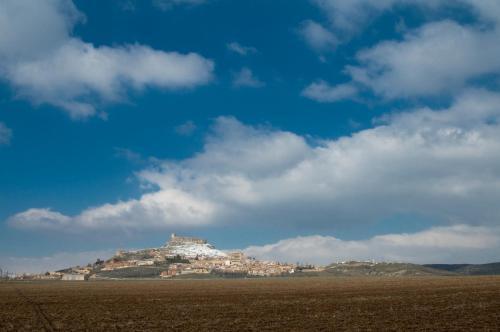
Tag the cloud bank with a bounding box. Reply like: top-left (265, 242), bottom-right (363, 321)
top-left (8, 89), bottom-right (500, 236)
top-left (0, 0), bottom-right (214, 118)
top-left (244, 225), bottom-right (500, 265)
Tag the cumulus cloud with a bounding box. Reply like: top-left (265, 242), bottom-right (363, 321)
top-left (309, 0), bottom-right (497, 36)
top-left (312, 0), bottom-right (435, 35)
top-left (0, 0), bottom-right (214, 118)
top-left (302, 81), bottom-right (357, 102)
top-left (232, 68), bottom-right (265, 88)
top-left (305, 1), bottom-right (500, 102)
top-left (8, 89), bottom-right (500, 234)
top-left (305, 20), bottom-right (500, 101)
top-left (226, 42), bottom-right (258, 56)
top-left (298, 20), bottom-right (338, 52)
top-left (244, 225), bottom-right (500, 265)
top-left (9, 189), bottom-right (217, 232)
top-left (0, 122), bottom-right (12, 145)
top-left (345, 20), bottom-right (500, 99)
top-left (11, 208), bottom-right (71, 230)
top-left (0, 249), bottom-right (116, 274)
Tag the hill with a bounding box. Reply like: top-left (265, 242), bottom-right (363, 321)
top-left (43, 234), bottom-right (296, 280)
top-left (320, 261), bottom-right (455, 277)
top-left (424, 262), bottom-right (500, 275)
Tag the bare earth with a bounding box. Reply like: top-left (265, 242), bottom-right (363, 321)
top-left (1, 277), bottom-right (499, 331)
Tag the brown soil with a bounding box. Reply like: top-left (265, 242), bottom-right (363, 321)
top-left (1, 276), bottom-right (499, 331)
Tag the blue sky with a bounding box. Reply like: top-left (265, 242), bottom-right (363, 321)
top-left (1, 0), bottom-right (500, 272)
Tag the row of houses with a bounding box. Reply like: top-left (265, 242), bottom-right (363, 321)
top-left (159, 252), bottom-right (296, 278)
top-left (101, 259), bottom-right (155, 271)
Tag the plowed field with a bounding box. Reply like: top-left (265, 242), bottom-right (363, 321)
top-left (1, 277), bottom-right (499, 331)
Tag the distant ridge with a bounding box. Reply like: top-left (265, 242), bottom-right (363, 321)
top-left (320, 261), bottom-right (500, 277)
top-left (321, 261), bottom-right (455, 277)
top-left (424, 262), bottom-right (500, 275)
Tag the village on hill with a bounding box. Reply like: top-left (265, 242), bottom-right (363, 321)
top-left (13, 234), bottom-right (310, 281)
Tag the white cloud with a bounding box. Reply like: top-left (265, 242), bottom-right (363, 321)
top-left (305, 1), bottom-right (500, 102)
top-left (152, 0), bottom-right (206, 11)
top-left (9, 42), bottom-right (214, 118)
top-left (226, 42), bottom-right (258, 56)
top-left (232, 67), bottom-right (265, 88)
top-left (308, 1), bottom-right (500, 43)
top-left (302, 81), bottom-right (357, 102)
top-left (0, 0), bottom-right (214, 118)
top-left (298, 20), bottom-right (338, 52)
top-left (243, 225), bottom-right (500, 265)
top-left (312, 0), bottom-right (389, 33)
top-left (0, 0), bottom-right (82, 60)
top-left (9, 189), bottom-right (217, 232)
top-left (11, 208), bottom-right (71, 230)
top-left (305, 20), bottom-right (500, 102)
top-left (313, 0), bottom-right (413, 34)
top-left (0, 122), bottom-right (12, 145)
top-left (345, 20), bottom-right (500, 99)
top-left (0, 249), bottom-right (116, 274)
top-left (310, 0), bottom-right (473, 36)
top-left (8, 89), bottom-right (500, 234)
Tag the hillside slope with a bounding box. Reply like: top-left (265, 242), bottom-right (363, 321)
top-left (323, 262), bottom-right (455, 277)
top-left (424, 263), bottom-right (500, 275)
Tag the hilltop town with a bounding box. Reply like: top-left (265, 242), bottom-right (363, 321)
top-left (15, 234), bottom-right (302, 281)
top-left (105, 233), bottom-right (298, 279)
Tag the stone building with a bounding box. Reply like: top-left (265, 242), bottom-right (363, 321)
top-left (62, 273), bottom-right (88, 281)
top-left (167, 233), bottom-right (207, 245)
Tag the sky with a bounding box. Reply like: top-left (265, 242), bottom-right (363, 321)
top-left (1, 0), bottom-right (500, 273)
